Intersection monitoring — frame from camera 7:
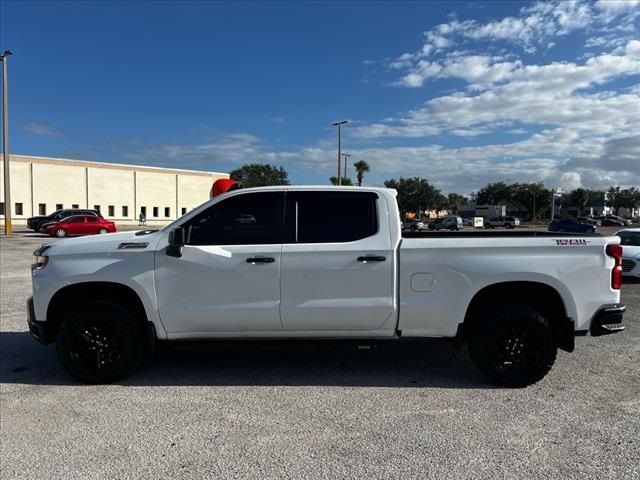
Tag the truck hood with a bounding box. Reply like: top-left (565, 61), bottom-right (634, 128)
top-left (39, 230), bottom-right (165, 256)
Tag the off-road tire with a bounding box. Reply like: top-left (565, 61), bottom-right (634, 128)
top-left (468, 304), bottom-right (557, 387)
top-left (55, 300), bottom-right (145, 383)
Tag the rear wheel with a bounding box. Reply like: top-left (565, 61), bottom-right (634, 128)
top-left (55, 228), bottom-right (67, 238)
top-left (468, 304), bottom-right (557, 387)
top-left (55, 300), bottom-right (145, 383)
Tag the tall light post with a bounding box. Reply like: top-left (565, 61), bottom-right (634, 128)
top-left (1, 50), bottom-right (12, 235)
top-left (341, 153), bottom-right (351, 182)
top-left (332, 120), bottom-right (347, 185)
top-left (551, 188), bottom-right (562, 220)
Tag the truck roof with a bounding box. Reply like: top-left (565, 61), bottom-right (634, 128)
top-left (226, 185), bottom-right (397, 195)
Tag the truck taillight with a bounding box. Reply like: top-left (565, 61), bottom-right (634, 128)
top-left (606, 244), bottom-right (623, 290)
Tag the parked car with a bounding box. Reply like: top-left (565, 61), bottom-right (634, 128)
top-left (402, 220), bottom-right (426, 232)
top-left (548, 218), bottom-right (596, 233)
top-left (42, 215), bottom-right (116, 237)
top-left (601, 218), bottom-right (626, 227)
top-left (616, 228), bottom-right (640, 277)
top-left (28, 209), bottom-right (102, 231)
top-left (462, 217), bottom-right (474, 227)
top-left (28, 186), bottom-right (625, 386)
top-left (595, 215), bottom-right (630, 227)
top-left (428, 215), bottom-right (462, 231)
top-left (576, 216), bottom-right (600, 227)
top-left (484, 216), bottom-right (521, 229)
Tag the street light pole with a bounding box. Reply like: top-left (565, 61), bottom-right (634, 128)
top-left (332, 120), bottom-right (347, 186)
top-left (341, 153), bottom-right (351, 182)
top-left (1, 50), bottom-right (13, 235)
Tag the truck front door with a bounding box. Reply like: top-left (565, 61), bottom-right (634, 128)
top-left (280, 191), bottom-right (396, 333)
top-left (155, 192), bottom-right (285, 335)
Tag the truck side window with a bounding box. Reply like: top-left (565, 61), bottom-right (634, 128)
top-left (293, 192), bottom-right (378, 243)
top-left (185, 192), bottom-right (284, 246)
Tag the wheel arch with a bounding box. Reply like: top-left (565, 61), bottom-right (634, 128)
top-left (47, 282), bottom-right (152, 339)
top-left (462, 281), bottom-right (575, 352)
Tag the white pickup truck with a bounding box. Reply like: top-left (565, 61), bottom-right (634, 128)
top-left (28, 186), bottom-right (626, 386)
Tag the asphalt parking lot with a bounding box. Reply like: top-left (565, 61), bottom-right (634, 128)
top-left (1, 230), bottom-right (639, 479)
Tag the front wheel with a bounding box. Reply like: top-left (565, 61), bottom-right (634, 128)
top-left (98, 228), bottom-right (108, 234)
top-left (55, 301), bottom-right (145, 383)
top-left (468, 304), bottom-right (557, 387)
top-left (55, 228), bottom-right (67, 238)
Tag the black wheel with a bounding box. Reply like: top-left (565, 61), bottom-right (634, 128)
top-left (410, 225), bottom-right (417, 232)
top-left (55, 228), bottom-right (67, 238)
top-left (55, 301), bottom-right (145, 383)
top-left (468, 304), bottom-right (557, 387)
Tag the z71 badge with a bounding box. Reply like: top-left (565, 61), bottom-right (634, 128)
top-left (554, 239), bottom-right (590, 246)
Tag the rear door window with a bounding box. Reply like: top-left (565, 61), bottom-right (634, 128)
top-left (288, 192), bottom-right (378, 243)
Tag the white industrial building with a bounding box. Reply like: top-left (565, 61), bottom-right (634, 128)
top-left (0, 154), bottom-right (228, 225)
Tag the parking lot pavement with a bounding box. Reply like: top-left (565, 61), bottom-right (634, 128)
top-left (1, 233), bottom-right (639, 480)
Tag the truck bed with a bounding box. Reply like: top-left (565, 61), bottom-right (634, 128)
top-left (402, 230), bottom-right (602, 238)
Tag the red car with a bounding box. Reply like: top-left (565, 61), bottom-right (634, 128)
top-left (42, 215), bottom-right (116, 238)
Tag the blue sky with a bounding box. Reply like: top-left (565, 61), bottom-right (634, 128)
top-left (1, 0), bottom-right (639, 194)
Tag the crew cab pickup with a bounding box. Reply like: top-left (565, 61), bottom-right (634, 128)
top-left (27, 186), bottom-right (626, 386)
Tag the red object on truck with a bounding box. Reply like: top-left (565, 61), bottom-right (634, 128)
top-left (210, 179), bottom-right (241, 198)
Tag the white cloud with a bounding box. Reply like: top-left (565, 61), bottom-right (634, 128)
top-left (358, 43), bottom-right (640, 140)
top-left (388, 0), bottom-right (639, 88)
top-left (24, 122), bottom-right (64, 138)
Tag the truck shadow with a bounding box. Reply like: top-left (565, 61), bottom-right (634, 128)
top-left (0, 331), bottom-right (492, 389)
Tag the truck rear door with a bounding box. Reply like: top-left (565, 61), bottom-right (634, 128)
top-left (280, 191), bottom-right (396, 334)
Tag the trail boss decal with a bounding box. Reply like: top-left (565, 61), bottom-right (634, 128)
top-left (554, 239), bottom-right (590, 246)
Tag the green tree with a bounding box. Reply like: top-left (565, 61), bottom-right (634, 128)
top-left (353, 160), bottom-right (370, 186)
top-left (607, 187), bottom-right (640, 215)
top-left (329, 176), bottom-right (353, 186)
top-left (383, 177), bottom-right (443, 215)
top-left (567, 188), bottom-right (591, 213)
top-left (446, 193), bottom-right (469, 214)
top-left (229, 164), bottom-right (290, 188)
top-left (472, 182), bottom-right (514, 205)
top-left (512, 183), bottom-right (552, 220)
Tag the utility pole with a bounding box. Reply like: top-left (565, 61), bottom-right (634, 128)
top-left (525, 186), bottom-right (537, 223)
top-left (551, 188), bottom-right (561, 220)
top-left (1, 50), bottom-right (13, 235)
top-left (341, 153), bottom-right (351, 182)
top-left (332, 120), bottom-right (347, 185)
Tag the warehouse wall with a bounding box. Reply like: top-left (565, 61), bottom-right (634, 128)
top-left (0, 155), bottom-right (228, 225)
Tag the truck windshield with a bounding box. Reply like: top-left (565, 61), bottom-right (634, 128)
top-left (619, 232), bottom-right (640, 246)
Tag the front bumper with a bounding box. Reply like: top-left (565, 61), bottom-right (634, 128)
top-left (590, 304), bottom-right (626, 336)
top-left (26, 297), bottom-right (52, 345)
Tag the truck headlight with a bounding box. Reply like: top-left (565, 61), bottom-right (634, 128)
top-left (32, 245), bottom-right (51, 271)
top-left (32, 256), bottom-right (49, 270)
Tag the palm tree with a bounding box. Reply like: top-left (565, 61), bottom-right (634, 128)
top-left (329, 176), bottom-right (353, 186)
top-left (353, 160), bottom-right (370, 186)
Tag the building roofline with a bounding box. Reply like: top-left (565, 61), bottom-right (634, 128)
top-left (5, 153), bottom-right (228, 177)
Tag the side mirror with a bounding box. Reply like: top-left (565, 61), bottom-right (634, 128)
top-left (166, 227), bottom-right (185, 257)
